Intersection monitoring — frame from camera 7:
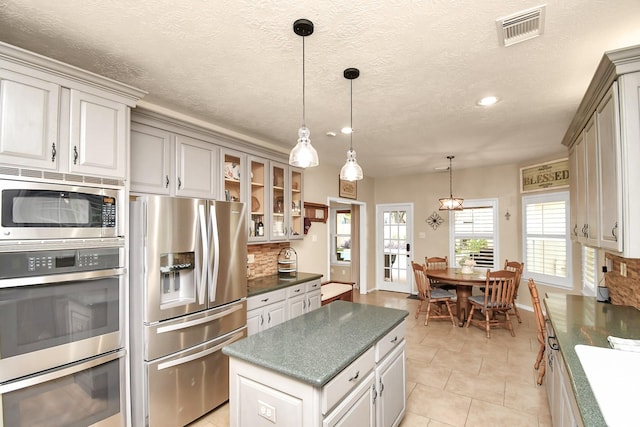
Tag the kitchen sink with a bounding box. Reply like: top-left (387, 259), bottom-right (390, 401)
top-left (574, 344), bottom-right (640, 426)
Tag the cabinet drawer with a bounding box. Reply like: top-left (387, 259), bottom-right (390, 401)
top-left (375, 321), bottom-right (406, 363)
top-left (305, 279), bottom-right (321, 293)
top-left (247, 289), bottom-right (286, 311)
top-left (322, 346), bottom-right (375, 415)
top-left (286, 283), bottom-right (306, 298)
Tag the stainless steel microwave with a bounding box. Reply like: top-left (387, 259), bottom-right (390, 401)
top-left (0, 179), bottom-right (124, 240)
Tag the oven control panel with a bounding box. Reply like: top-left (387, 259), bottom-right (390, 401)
top-left (0, 247), bottom-right (122, 279)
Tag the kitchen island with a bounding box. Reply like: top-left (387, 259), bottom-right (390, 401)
top-left (544, 293), bottom-right (640, 426)
top-left (223, 301), bottom-right (408, 427)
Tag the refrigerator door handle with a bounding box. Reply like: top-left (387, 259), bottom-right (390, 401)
top-left (208, 203), bottom-right (220, 303)
top-left (156, 330), bottom-right (245, 371)
top-left (156, 303), bottom-right (244, 334)
top-left (197, 203), bottom-right (208, 305)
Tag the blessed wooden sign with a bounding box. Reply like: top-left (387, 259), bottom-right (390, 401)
top-left (520, 158), bottom-right (569, 193)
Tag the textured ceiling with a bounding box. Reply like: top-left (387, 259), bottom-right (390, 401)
top-left (1, 0), bottom-right (640, 176)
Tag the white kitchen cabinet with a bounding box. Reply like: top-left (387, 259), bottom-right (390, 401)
top-left (270, 161), bottom-right (304, 241)
top-left (248, 156), bottom-right (269, 242)
top-left (563, 46), bottom-right (640, 256)
top-left (0, 68), bottom-right (59, 170)
top-left (175, 134), bottom-right (218, 198)
top-left (323, 371), bottom-right (376, 427)
top-left (375, 342), bottom-right (406, 427)
top-left (287, 279), bottom-right (322, 319)
top-left (221, 148), bottom-right (245, 203)
top-left (68, 89), bottom-right (128, 179)
top-left (584, 116), bottom-right (599, 247)
top-left (289, 167), bottom-right (304, 239)
top-left (130, 122), bottom-right (172, 194)
top-left (596, 83), bottom-right (622, 252)
top-left (246, 289), bottom-right (287, 336)
top-left (0, 47), bottom-right (142, 181)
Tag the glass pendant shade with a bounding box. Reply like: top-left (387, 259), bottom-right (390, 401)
top-left (289, 126), bottom-right (319, 168)
top-left (340, 148), bottom-right (363, 181)
top-left (438, 155), bottom-right (464, 210)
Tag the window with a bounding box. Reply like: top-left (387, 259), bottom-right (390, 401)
top-left (450, 199), bottom-right (498, 269)
top-left (522, 191), bottom-right (572, 288)
top-left (331, 209), bottom-right (351, 264)
top-left (582, 246), bottom-right (597, 296)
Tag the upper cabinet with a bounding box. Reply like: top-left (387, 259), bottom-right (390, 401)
top-left (563, 45), bottom-right (640, 256)
top-left (269, 162), bottom-right (304, 241)
top-left (0, 42), bottom-right (144, 182)
top-left (248, 156), bottom-right (269, 242)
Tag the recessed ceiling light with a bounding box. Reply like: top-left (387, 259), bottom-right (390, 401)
top-left (477, 96), bottom-right (499, 106)
top-left (326, 131), bottom-right (337, 137)
top-left (341, 127), bottom-right (353, 134)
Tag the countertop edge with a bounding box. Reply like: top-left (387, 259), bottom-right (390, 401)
top-left (247, 272), bottom-right (323, 297)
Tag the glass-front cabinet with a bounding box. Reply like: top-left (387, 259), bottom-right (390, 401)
top-left (289, 168), bottom-right (303, 239)
top-left (270, 162), bottom-right (288, 241)
top-left (248, 156), bottom-right (268, 242)
top-left (221, 149), bottom-right (245, 203)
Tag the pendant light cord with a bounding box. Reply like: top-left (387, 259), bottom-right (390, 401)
top-left (349, 78), bottom-right (353, 150)
top-left (449, 156), bottom-right (454, 197)
top-left (302, 36), bottom-right (306, 127)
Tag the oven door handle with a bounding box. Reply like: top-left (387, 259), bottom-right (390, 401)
top-left (0, 267), bottom-right (125, 288)
top-left (156, 302), bottom-right (244, 334)
top-left (0, 349), bottom-right (124, 394)
top-left (156, 330), bottom-right (245, 371)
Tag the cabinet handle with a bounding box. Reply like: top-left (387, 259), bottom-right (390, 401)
top-left (177, 177), bottom-right (182, 189)
top-left (51, 143), bottom-right (56, 162)
top-left (372, 385), bottom-right (377, 404)
top-left (547, 335), bottom-right (559, 351)
top-left (379, 378), bottom-right (385, 396)
top-left (165, 175), bottom-right (170, 188)
top-left (348, 371), bottom-right (360, 382)
top-left (573, 224), bottom-right (578, 237)
top-left (261, 298), bottom-right (269, 302)
top-left (260, 314), bottom-right (264, 326)
top-left (612, 222), bottom-right (618, 241)
top-left (582, 224), bottom-right (589, 238)
top-left (73, 146), bottom-right (78, 165)
top-left (294, 289), bottom-right (301, 293)
top-left (390, 336), bottom-right (398, 344)
top-left (303, 299), bottom-right (306, 309)
top-left (268, 313), bottom-right (271, 323)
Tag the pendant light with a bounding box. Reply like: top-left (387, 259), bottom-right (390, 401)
top-left (339, 67), bottom-right (363, 181)
top-left (438, 155), bottom-right (464, 210)
top-left (289, 19), bottom-right (319, 168)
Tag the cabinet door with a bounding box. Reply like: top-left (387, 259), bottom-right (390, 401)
top-left (265, 301), bottom-right (286, 330)
top-left (376, 344), bottom-right (405, 427)
top-left (270, 162), bottom-right (288, 241)
top-left (289, 167), bottom-right (304, 240)
top-left (246, 309), bottom-right (262, 336)
top-left (597, 83), bottom-right (623, 252)
top-left (221, 149), bottom-right (245, 203)
top-left (248, 156), bottom-right (269, 242)
top-left (307, 289), bottom-right (322, 313)
top-left (288, 294), bottom-right (306, 319)
top-left (323, 373), bottom-right (375, 427)
top-left (0, 68), bottom-right (59, 170)
top-left (175, 134), bottom-right (217, 198)
top-left (584, 116), bottom-right (599, 246)
top-left (68, 89), bottom-right (127, 179)
top-left (568, 146), bottom-right (580, 241)
top-left (574, 136), bottom-right (587, 244)
top-left (130, 123), bottom-right (173, 194)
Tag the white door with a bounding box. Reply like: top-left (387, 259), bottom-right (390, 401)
top-left (376, 204), bottom-right (413, 293)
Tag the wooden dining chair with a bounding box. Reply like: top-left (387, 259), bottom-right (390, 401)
top-left (529, 278), bottom-right (546, 385)
top-left (465, 269), bottom-right (517, 338)
top-left (411, 261), bottom-right (457, 326)
top-left (504, 259), bottom-right (525, 323)
top-left (425, 256), bottom-right (455, 290)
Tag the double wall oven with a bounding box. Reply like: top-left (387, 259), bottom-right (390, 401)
top-left (0, 178), bottom-right (126, 427)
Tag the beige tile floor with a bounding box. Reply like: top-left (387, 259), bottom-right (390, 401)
top-left (189, 290), bottom-right (551, 427)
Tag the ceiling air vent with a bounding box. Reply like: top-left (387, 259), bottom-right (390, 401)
top-left (496, 5), bottom-right (546, 47)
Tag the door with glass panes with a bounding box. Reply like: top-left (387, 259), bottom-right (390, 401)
top-left (376, 204), bottom-right (413, 293)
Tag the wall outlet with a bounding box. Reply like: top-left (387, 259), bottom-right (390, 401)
top-left (247, 254), bottom-right (255, 264)
top-left (258, 400), bottom-right (276, 423)
top-left (621, 262), bottom-right (627, 277)
top-left (418, 232), bottom-right (426, 239)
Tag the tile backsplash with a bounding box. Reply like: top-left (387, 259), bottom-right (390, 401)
top-left (604, 253), bottom-right (640, 308)
top-left (247, 242), bottom-right (291, 279)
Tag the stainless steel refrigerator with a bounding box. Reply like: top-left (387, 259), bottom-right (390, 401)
top-left (129, 195), bottom-right (247, 427)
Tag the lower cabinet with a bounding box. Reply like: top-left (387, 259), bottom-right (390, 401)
top-left (246, 289), bottom-right (286, 335)
top-left (248, 279), bottom-right (322, 336)
top-left (546, 322), bottom-right (582, 427)
top-left (228, 320), bottom-right (406, 427)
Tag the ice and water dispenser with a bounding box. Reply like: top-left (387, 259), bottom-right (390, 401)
top-left (159, 252), bottom-right (196, 306)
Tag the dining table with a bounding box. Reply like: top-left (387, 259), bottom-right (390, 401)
top-left (426, 267), bottom-right (489, 326)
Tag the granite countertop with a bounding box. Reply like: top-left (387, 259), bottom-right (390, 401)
top-left (247, 272), bottom-right (323, 297)
top-left (544, 293), bottom-right (640, 426)
top-left (222, 301), bottom-right (408, 387)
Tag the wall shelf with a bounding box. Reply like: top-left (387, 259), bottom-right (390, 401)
top-left (304, 202), bottom-right (328, 223)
